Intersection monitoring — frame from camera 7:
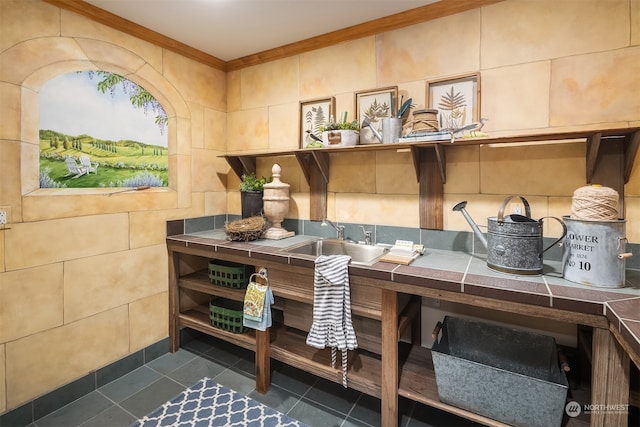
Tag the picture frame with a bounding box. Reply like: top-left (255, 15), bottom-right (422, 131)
top-left (299, 97), bottom-right (335, 148)
top-left (355, 86), bottom-right (398, 144)
top-left (427, 73), bottom-right (480, 132)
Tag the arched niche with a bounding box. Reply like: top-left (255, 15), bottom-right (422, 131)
top-left (0, 37), bottom-right (194, 220)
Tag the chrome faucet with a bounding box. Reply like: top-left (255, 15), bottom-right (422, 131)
top-left (322, 218), bottom-right (345, 240)
top-left (360, 226), bottom-right (373, 245)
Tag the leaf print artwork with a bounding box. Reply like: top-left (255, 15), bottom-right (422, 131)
top-left (355, 87), bottom-right (397, 145)
top-left (428, 74), bottom-right (479, 134)
top-left (438, 86), bottom-right (467, 131)
top-left (363, 99), bottom-right (390, 121)
top-left (300, 97), bottom-right (334, 148)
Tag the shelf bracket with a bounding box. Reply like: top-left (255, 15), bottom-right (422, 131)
top-left (224, 155), bottom-right (256, 179)
top-left (585, 132), bottom-right (602, 184)
top-left (411, 145), bottom-right (445, 184)
top-left (294, 150), bottom-right (330, 186)
top-left (624, 130), bottom-right (640, 183)
top-left (584, 130), bottom-right (640, 217)
top-left (295, 150), bottom-right (329, 221)
top-left (294, 152), bottom-right (312, 185)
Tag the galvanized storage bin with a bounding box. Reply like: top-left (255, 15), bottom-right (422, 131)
top-left (431, 316), bottom-right (568, 427)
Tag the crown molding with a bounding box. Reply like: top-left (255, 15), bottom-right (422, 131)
top-left (42, 0), bottom-right (227, 70)
top-left (43, 0), bottom-right (503, 72)
top-left (226, 0), bottom-right (503, 71)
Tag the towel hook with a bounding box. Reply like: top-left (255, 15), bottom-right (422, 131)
top-left (249, 267), bottom-right (269, 287)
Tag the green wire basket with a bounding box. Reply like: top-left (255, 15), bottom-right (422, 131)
top-left (209, 297), bottom-right (248, 334)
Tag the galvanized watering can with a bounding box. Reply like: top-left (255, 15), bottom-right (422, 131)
top-left (453, 196), bottom-right (567, 275)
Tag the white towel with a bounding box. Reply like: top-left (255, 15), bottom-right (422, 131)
top-left (306, 254), bottom-right (357, 387)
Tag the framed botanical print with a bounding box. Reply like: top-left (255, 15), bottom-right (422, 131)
top-left (299, 97), bottom-right (335, 148)
top-left (427, 73), bottom-right (480, 132)
top-left (355, 86), bottom-right (398, 144)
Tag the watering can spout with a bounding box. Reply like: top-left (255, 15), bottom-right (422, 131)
top-left (361, 117), bottom-right (382, 143)
top-left (453, 201), bottom-right (488, 249)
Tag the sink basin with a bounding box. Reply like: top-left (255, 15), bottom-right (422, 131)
top-left (282, 239), bottom-right (389, 266)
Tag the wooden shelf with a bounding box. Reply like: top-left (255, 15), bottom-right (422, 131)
top-left (397, 344), bottom-right (511, 426)
top-left (179, 270), bottom-right (247, 302)
top-left (268, 326), bottom-right (518, 427)
top-left (178, 306), bottom-right (256, 351)
top-left (222, 127), bottom-right (640, 228)
top-left (270, 325), bottom-right (382, 396)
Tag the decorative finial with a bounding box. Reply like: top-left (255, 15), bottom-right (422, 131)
top-left (271, 163), bottom-right (281, 181)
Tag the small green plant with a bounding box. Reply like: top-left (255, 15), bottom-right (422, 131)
top-left (319, 112), bottom-right (359, 131)
top-left (239, 172), bottom-right (272, 192)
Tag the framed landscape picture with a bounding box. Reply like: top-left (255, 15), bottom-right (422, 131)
top-left (299, 97), bottom-right (335, 148)
top-left (427, 73), bottom-right (480, 132)
top-left (355, 86), bottom-right (398, 145)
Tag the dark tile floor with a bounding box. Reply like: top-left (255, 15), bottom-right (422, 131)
top-left (22, 334), bottom-right (480, 427)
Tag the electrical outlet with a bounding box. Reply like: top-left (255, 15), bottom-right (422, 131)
top-left (513, 206), bottom-right (522, 215)
top-left (0, 206), bottom-right (11, 226)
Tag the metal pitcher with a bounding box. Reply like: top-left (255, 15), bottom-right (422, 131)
top-left (453, 196), bottom-right (567, 275)
top-left (361, 117), bottom-right (402, 144)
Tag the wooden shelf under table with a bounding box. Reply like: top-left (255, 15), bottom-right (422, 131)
top-left (178, 306), bottom-right (256, 351)
top-left (268, 327), bottom-right (513, 426)
top-left (178, 270), bottom-right (250, 301)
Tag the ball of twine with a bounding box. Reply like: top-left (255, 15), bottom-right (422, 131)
top-left (571, 185), bottom-right (619, 221)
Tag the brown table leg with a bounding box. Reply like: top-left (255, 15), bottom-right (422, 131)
top-left (591, 327), bottom-right (630, 427)
top-left (255, 328), bottom-right (270, 393)
top-left (168, 250), bottom-right (180, 352)
top-left (381, 289), bottom-right (398, 427)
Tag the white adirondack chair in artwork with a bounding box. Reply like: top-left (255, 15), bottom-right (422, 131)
top-left (64, 157), bottom-right (87, 178)
top-left (79, 154), bottom-right (99, 174)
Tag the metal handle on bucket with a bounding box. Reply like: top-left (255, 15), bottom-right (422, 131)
top-left (558, 351), bottom-right (571, 373)
top-left (540, 216), bottom-right (568, 254)
top-left (432, 321), bottom-right (443, 343)
top-left (617, 237), bottom-right (633, 260)
top-left (497, 196), bottom-right (531, 223)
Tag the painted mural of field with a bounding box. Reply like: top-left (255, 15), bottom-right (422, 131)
top-left (39, 129), bottom-right (168, 188)
top-left (39, 70), bottom-right (168, 189)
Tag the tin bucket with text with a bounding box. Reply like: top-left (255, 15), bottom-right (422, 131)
top-left (562, 216), bottom-right (633, 288)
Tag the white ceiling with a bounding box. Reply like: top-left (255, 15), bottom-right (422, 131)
top-left (83, 0), bottom-right (439, 61)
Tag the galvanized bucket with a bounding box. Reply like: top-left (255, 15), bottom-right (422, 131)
top-left (431, 316), bottom-right (568, 427)
top-left (562, 216), bottom-right (633, 288)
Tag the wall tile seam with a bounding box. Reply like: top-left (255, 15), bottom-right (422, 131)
top-left (2, 246), bottom-right (133, 273)
top-left (1, 313), bottom-right (65, 346)
top-left (480, 45), bottom-right (637, 72)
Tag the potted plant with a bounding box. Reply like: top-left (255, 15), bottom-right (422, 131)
top-left (240, 172), bottom-right (272, 218)
top-left (320, 112), bottom-right (359, 146)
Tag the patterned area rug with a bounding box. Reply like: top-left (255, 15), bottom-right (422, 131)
top-left (131, 378), bottom-right (308, 427)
